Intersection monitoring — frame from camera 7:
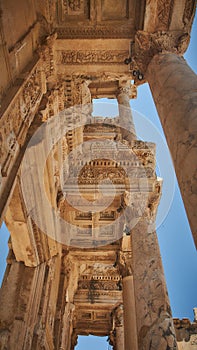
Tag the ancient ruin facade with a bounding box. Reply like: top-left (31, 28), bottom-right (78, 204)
top-left (0, 1), bottom-right (197, 349)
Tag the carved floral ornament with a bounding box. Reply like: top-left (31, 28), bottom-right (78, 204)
top-left (64, 0), bottom-right (82, 12)
top-left (58, 50), bottom-right (128, 65)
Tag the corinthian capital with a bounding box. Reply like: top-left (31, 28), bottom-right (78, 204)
top-left (117, 81), bottom-right (137, 99)
top-left (132, 30), bottom-right (190, 77)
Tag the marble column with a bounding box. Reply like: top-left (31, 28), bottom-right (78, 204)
top-left (131, 218), bottom-right (177, 349)
top-left (114, 305), bottom-right (124, 350)
top-left (122, 275), bottom-right (138, 350)
top-left (146, 53), bottom-right (197, 247)
top-left (116, 82), bottom-right (136, 141)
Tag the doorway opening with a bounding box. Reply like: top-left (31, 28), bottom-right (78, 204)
top-left (75, 335), bottom-right (110, 350)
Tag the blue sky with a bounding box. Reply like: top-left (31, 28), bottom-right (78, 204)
top-left (0, 14), bottom-right (196, 350)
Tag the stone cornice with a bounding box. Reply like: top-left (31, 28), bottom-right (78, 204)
top-left (56, 25), bottom-right (134, 39)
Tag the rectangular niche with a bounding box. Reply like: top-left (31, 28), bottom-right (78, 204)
top-left (58, 0), bottom-right (90, 23)
top-left (101, 0), bottom-right (129, 20)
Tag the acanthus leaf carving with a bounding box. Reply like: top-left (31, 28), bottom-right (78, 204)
top-left (132, 30), bottom-right (190, 76)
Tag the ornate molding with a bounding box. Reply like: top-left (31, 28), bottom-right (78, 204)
top-left (78, 165), bottom-right (126, 185)
top-left (56, 26), bottom-right (134, 39)
top-left (57, 50), bottom-right (128, 65)
top-left (78, 278), bottom-right (121, 291)
top-left (117, 85), bottom-right (130, 96)
top-left (64, 0), bottom-right (83, 13)
top-left (0, 60), bottom-right (44, 178)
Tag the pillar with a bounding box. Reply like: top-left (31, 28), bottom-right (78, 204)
top-left (122, 275), bottom-right (138, 350)
top-left (113, 305), bottom-right (124, 350)
top-left (116, 82), bottom-right (136, 141)
top-left (146, 53), bottom-right (197, 247)
top-left (131, 218), bottom-right (177, 349)
top-left (116, 327), bottom-right (124, 350)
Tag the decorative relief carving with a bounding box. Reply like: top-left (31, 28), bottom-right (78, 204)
top-left (117, 250), bottom-right (132, 277)
top-left (57, 26), bottom-right (132, 39)
top-left (63, 0), bottom-right (83, 13)
top-left (183, 0), bottom-right (196, 25)
top-left (78, 165), bottom-right (126, 184)
top-left (57, 50), bottom-right (128, 65)
top-left (157, 0), bottom-right (174, 29)
top-left (0, 62), bottom-right (43, 177)
top-left (78, 279), bottom-right (120, 291)
top-left (38, 34), bottom-right (57, 79)
top-left (30, 219), bottom-right (45, 263)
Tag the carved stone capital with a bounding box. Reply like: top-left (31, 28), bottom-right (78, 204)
top-left (117, 85), bottom-right (130, 96)
top-left (117, 250), bottom-right (132, 278)
top-left (116, 83), bottom-right (137, 99)
top-left (132, 30), bottom-right (190, 76)
top-left (114, 304), bottom-right (124, 327)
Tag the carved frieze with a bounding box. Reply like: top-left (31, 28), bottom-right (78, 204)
top-left (78, 278), bottom-right (120, 291)
top-left (157, 0), bottom-right (174, 30)
top-left (0, 61), bottom-right (44, 177)
top-left (99, 211), bottom-right (115, 221)
top-left (78, 165), bottom-right (126, 185)
top-left (75, 211), bottom-right (92, 220)
top-left (57, 50), bottom-right (128, 65)
top-left (113, 304), bottom-right (124, 327)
